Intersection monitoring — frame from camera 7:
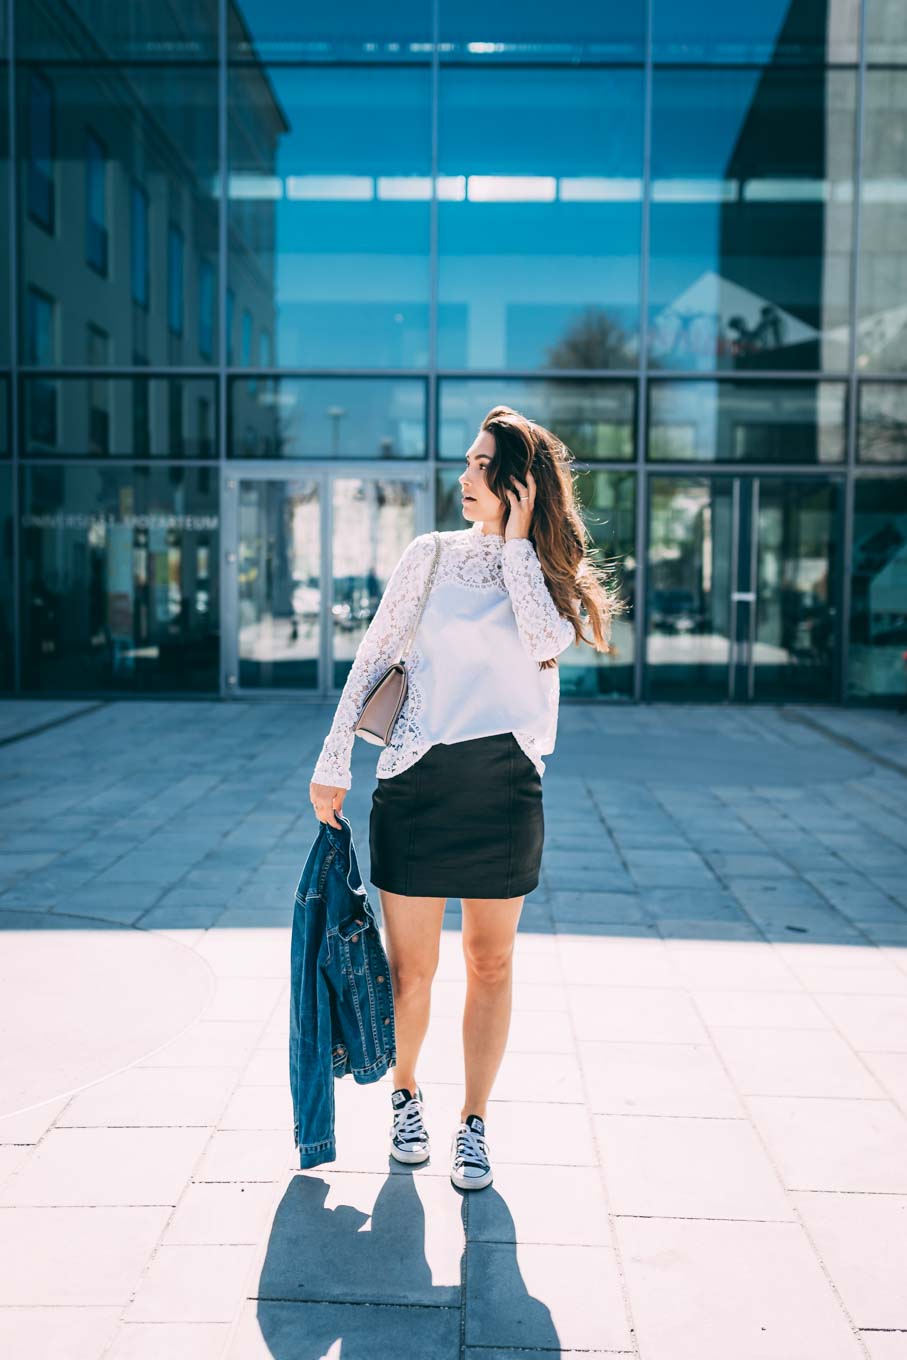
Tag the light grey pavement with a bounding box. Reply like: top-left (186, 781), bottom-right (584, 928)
top-left (1, 698), bottom-right (906, 1360)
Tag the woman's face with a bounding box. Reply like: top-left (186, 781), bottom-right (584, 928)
top-left (458, 430), bottom-right (504, 525)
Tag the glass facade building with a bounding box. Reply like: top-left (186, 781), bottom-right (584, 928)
top-left (2, 1), bottom-right (906, 703)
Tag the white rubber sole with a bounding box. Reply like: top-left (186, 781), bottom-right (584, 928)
top-left (390, 1139), bottom-right (431, 1164)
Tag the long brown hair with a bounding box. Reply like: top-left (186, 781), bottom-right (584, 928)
top-left (479, 404), bottom-right (627, 670)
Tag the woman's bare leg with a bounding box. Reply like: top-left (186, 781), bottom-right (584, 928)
top-left (460, 895), bottom-right (525, 1121)
top-left (379, 889), bottom-right (446, 1092)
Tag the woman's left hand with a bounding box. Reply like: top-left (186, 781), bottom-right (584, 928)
top-left (504, 470), bottom-right (535, 542)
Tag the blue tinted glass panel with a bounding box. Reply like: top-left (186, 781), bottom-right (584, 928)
top-left (858, 73), bottom-right (907, 372)
top-left (16, 0), bottom-right (219, 60)
top-left (849, 477), bottom-right (907, 697)
top-left (229, 0), bottom-right (431, 60)
top-left (649, 69), bottom-right (856, 372)
top-left (198, 258), bottom-right (215, 360)
top-left (651, 0), bottom-right (858, 63)
top-left (20, 465), bottom-right (220, 693)
top-left (27, 70), bottom-right (54, 232)
top-left (438, 1), bottom-right (644, 62)
top-left (0, 377), bottom-right (8, 457)
top-left (21, 376), bottom-right (217, 458)
top-left (858, 385), bottom-right (907, 464)
top-left (228, 65), bottom-right (431, 369)
top-left (649, 381), bottom-right (846, 463)
top-left (438, 69), bottom-right (643, 371)
top-left (0, 467), bottom-right (10, 690)
top-left (18, 65), bottom-right (217, 366)
top-left (131, 183), bottom-right (149, 307)
top-left (439, 379), bottom-right (635, 461)
top-left (229, 377), bottom-right (426, 459)
top-left (168, 225), bottom-right (184, 336)
top-left (865, 0), bottom-right (907, 63)
top-left (0, 68), bottom-right (8, 364)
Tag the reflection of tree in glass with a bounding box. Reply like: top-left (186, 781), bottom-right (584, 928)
top-left (544, 307), bottom-right (636, 370)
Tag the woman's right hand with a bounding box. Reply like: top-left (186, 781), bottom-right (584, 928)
top-left (310, 781), bottom-right (347, 829)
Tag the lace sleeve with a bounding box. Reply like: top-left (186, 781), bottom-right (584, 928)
top-left (311, 533), bottom-right (438, 790)
top-left (500, 536), bottom-right (577, 662)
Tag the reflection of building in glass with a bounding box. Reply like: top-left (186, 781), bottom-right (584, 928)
top-left (1, 1), bottom-right (905, 703)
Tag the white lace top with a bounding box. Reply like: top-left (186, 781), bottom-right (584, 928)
top-left (311, 522), bottom-right (577, 789)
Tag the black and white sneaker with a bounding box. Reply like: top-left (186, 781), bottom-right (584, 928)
top-left (450, 1113), bottom-right (493, 1190)
top-left (390, 1085), bottom-right (430, 1164)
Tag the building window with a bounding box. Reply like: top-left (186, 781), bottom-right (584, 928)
top-left (85, 130), bottom-right (109, 275)
top-left (198, 258), bottom-right (215, 360)
top-left (168, 225), bottom-right (184, 336)
top-left (87, 325), bottom-right (111, 454)
top-left (226, 288), bottom-right (235, 365)
top-left (240, 309), bottom-right (253, 367)
top-left (26, 288), bottom-right (57, 447)
top-left (131, 184), bottom-right (150, 308)
top-left (27, 71), bottom-right (55, 233)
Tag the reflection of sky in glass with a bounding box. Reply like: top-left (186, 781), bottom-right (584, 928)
top-left (651, 0), bottom-right (858, 62)
top-left (438, 69), bottom-right (644, 370)
top-left (228, 66), bottom-right (431, 368)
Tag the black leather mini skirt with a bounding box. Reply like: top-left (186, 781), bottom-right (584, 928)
top-left (368, 731), bottom-right (544, 899)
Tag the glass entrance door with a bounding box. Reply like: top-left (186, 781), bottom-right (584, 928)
top-left (223, 469), bottom-right (428, 693)
top-left (646, 475), bottom-right (842, 702)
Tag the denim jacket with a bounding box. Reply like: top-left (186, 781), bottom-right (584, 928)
top-left (289, 811), bottom-right (396, 1168)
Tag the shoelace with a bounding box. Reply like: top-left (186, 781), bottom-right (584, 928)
top-left (454, 1123), bottom-right (489, 1171)
top-left (394, 1097), bottom-right (427, 1146)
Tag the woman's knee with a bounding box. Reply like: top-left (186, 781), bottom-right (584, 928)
top-left (463, 942), bottom-right (514, 985)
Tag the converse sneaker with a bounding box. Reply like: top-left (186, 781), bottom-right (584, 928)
top-left (450, 1112), bottom-right (493, 1190)
top-left (390, 1085), bottom-right (430, 1164)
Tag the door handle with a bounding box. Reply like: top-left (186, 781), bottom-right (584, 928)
top-left (731, 591), bottom-right (756, 602)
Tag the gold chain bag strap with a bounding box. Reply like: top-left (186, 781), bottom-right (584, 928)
top-left (352, 531), bottom-right (442, 748)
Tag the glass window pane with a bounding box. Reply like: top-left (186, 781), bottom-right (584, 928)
top-left (238, 478), bottom-right (321, 689)
top-left (652, 0), bottom-right (859, 63)
top-left (439, 2), bottom-right (645, 62)
top-left (439, 379), bottom-right (635, 461)
top-left (20, 466), bottom-right (219, 692)
top-left (22, 377), bottom-right (217, 458)
top-left (228, 65), bottom-right (431, 369)
top-left (858, 71), bottom-right (907, 372)
top-left (0, 65), bottom-right (8, 364)
top-left (859, 384), bottom-right (907, 464)
top-left (865, 0), bottom-right (907, 64)
top-left (848, 477), bottom-right (907, 698)
top-left (649, 69), bottom-right (855, 372)
top-left (439, 69), bottom-right (643, 370)
top-left (566, 470), bottom-right (636, 697)
top-left (332, 478), bottom-right (419, 688)
top-left (0, 377), bottom-right (8, 457)
top-left (0, 467), bottom-right (11, 691)
top-left (17, 64), bottom-right (217, 366)
top-left (649, 381), bottom-right (846, 464)
top-left (229, 377), bottom-right (426, 459)
top-left (229, 1), bottom-right (431, 61)
top-left (15, 0), bottom-right (219, 61)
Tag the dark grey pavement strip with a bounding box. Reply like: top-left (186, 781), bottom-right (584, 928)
top-left (0, 700), bottom-right (108, 748)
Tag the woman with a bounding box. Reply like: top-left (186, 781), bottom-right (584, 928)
top-left (309, 405), bottom-right (622, 1191)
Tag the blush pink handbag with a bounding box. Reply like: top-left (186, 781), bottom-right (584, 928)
top-left (352, 531), bottom-right (442, 747)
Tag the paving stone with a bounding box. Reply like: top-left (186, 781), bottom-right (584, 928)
top-left (0, 1206), bottom-right (169, 1304)
top-left (465, 1163), bottom-right (611, 1245)
top-left (465, 1241), bottom-right (632, 1351)
top-left (104, 1321), bottom-right (231, 1359)
top-left (0, 1307), bottom-right (121, 1359)
top-left (163, 1181), bottom-right (279, 1245)
top-left (580, 1040), bottom-right (742, 1117)
top-left (691, 988), bottom-right (833, 1029)
top-left (125, 1244), bottom-right (257, 1321)
top-left (747, 1096), bottom-right (907, 1193)
top-left (58, 1065), bottom-right (238, 1127)
top-left (568, 986), bottom-right (708, 1043)
top-left (0, 1127), bottom-right (211, 1207)
top-left (859, 1052), bottom-right (907, 1115)
top-left (226, 1298), bottom-right (460, 1360)
top-left (793, 1191), bottom-right (907, 1330)
top-left (860, 1335), bottom-right (907, 1360)
top-left (815, 994), bottom-right (907, 1050)
top-left (617, 1216), bottom-right (866, 1360)
top-left (596, 1114), bottom-right (792, 1220)
top-left (194, 1131), bottom-right (294, 1183)
top-left (709, 1028), bottom-right (884, 1098)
